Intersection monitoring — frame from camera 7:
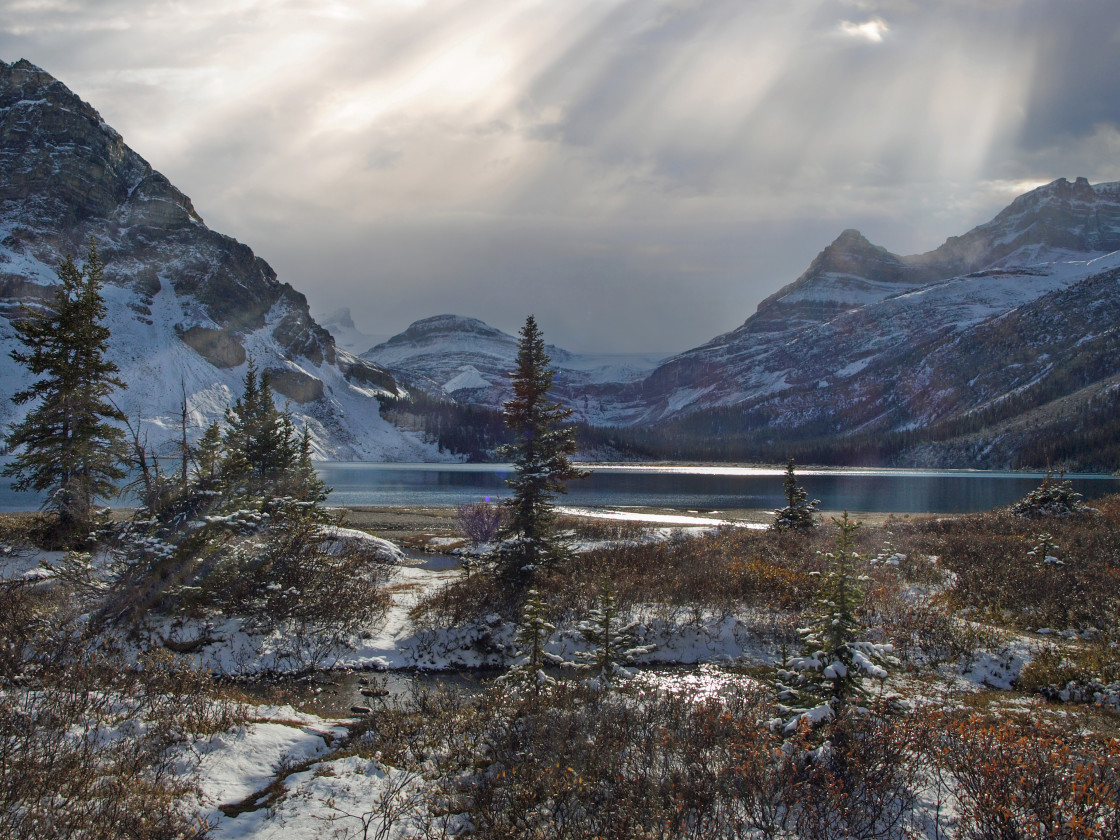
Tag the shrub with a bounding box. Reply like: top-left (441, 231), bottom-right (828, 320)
top-left (1010, 470), bottom-right (1097, 519)
top-left (928, 711), bottom-right (1120, 840)
top-left (456, 499), bottom-right (506, 545)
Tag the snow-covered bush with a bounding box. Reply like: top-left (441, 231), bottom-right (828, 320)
top-left (1010, 470), bottom-right (1097, 518)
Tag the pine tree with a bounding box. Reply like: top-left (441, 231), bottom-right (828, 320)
top-left (222, 360), bottom-right (294, 499)
top-left (574, 578), bottom-right (655, 690)
top-left (284, 426), bottom-right (328, 506)
top-left (777, 512), bottom-right (892, 732)
top-left (499, 589), bottom-right (562, 697)
top-left (772, 456), bottom-right (819, 532)
top-left (193, 420), bottom-right (224, 490)
top-left (497, 315), bottom-right (588, 578)
top-left (219, 361), bottom-right (327, 521)
top-left (3, 239), bottom-right (126, 539)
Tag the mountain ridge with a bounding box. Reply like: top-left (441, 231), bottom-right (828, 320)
top-left (0, 58), bottom-right (441, 462)
top-left (378, 178), bottom-right (1120, 469)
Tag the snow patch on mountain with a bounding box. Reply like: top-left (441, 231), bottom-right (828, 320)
top-left (443, 365), bottom-right (491, 393)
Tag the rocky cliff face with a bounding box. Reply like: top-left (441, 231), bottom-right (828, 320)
top-left (0, 59), bottom-right (430, 461)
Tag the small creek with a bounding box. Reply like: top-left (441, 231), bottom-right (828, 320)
top-left (234, 662), bottom-right (762, 719)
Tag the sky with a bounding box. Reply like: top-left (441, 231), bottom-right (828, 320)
top-left (3, 0), bottom-right (1120, 354)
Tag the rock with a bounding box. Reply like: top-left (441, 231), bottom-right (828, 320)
top-left (267, 367), bottom-right (324, 404)
top-left (179, 326), bottom-right (246, 369)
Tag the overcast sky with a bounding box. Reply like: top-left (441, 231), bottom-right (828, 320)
top-left (4, 0), bottom-right (1120, 353)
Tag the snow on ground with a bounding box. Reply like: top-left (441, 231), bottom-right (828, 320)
top-left (209, 754), bottom-right (426, 840)
top-left (178, 702), bottom-right (424, 840)
top-left (558, 505), bottom-right (768, 529)
top-left (190, 709), bottom-right (346, 809)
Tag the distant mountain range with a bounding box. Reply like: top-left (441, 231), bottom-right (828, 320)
top-left (361, 314), bottom-right (665, 418)
top-left (363, 179), bottom-right (1120, 469)
top-left (2, 58), bottom-right (1119, 469)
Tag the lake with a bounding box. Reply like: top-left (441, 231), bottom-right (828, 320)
top-left (2, 462), bottom-right (1117, 515)
top-left (314, 463), bottom-right (1120, 514)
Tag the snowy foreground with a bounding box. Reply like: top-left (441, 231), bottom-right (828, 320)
top-left (4, 520), bottom-right (1114, 839)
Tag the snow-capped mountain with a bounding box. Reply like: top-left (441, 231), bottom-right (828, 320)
top-left (314, 307), bottom-right (391, 355)
top-left (357, 177), bottom-right (1120, 468)
top-left (622, 177), bottom-right (1120, 468)
top-left (0, 59), bottom-right (442, 461)
top-left (362, 314), bottom-right (665, 419)
top-left (4, 59), bottom-right (1116, 469)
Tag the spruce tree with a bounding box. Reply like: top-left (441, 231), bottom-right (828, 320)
top-left (222, 360), bottom-right (293, 498)
top-left (220, 361), bottom-right (326, 519)
top-left (497, 315), bottom-right (588, 578)
top-left (777, 512), bottom-right (892, 732)
top-left (772, 456), bottom-right (819, 532)
top-left (193, 420), bottom-right (224, 490)
top-left (3, 239), bottom-right (126, 539)
top-left (284, 426), bottom-right (328, 506)
top-left (499, 589), bottom-right (562, 697)
top-left (574, 578), bottom-right (655, 690)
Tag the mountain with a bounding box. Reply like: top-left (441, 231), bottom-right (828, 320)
top-left (0, 58), bottom-right (440, 461)
top-left (362, 314), bottom-right (664, 420)
top-left (314, 307), bottom-right (390, 355)
top-left (361, 178), bottom-right (1120, 469)
top-left (625, 177), bottom-right (1120, 469)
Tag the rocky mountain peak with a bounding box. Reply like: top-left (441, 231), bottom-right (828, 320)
top-left (910, 176), bottom-right (1120, 275)
top-left (0, 60), bottom-right (431, 460)
top-left (754, 228), bottom-right (915, 319)
top-left (380, 314), bottom-right (511, 348)
top-left (0, 58), bottom-right (336, 365)
top-left (0, 58), bottom-right (203, 247)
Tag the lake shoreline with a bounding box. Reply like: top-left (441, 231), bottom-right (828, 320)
top-left (329, 503), bottom-right (931, 542)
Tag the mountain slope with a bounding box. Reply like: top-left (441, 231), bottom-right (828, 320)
top-left (362, 314), bottom-right (664, 420)
top-left (626, 178), bottom-right (1120, 469)
top-left (0, 58), bottom-right (439, 461)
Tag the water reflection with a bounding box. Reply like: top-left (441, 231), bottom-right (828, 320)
top-left (3, 461), bottom-right (1118, 515)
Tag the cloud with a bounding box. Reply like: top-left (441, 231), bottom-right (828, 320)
top-left (1, 0), bottom-right (1118, 352)
top-left (839, 16), bottom-right (889, 43)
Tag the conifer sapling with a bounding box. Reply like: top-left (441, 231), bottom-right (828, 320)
top-left (777, 512), bottom-right (893, 732)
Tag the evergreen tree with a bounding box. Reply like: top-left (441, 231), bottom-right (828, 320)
top-left (772, 456), bottom-right (819, 532)
top-left (222, 360), bottom-right (294, 498)
top-left (285, 426), bottom-right (329, 505)
top-left (220, 361), bottom-right (327, 520)
top-left (193, 420), bottom-right (224, 490)
top-left (499, 589), bottom-right (562, 697)
top-left (497, 315), bottom-right (588, 578)
top-left (3, 239), bottom-right (126, 539)
top-left (777, 513), bottom-right (892, 732)
top-left (574, 578), bottom-right (655, 690)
